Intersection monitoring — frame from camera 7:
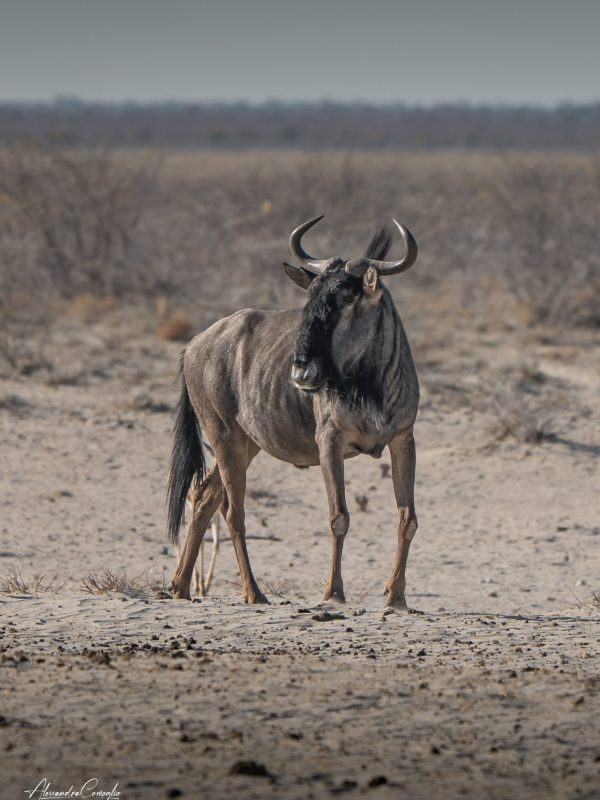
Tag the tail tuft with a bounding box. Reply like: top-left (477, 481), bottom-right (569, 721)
top-left (167, 366), bottom-right (205, 544)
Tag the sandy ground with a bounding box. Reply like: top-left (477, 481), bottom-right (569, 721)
top-left (1, 307), bottom-right (599, 800)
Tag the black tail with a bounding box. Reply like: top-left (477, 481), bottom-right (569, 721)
top-left (167, 364), bottom-right (206, 545)
top-left (364, 226), bottom-right (393, 260)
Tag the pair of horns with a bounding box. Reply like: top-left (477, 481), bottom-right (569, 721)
top-left (289, 215), bottom-right (418, 277)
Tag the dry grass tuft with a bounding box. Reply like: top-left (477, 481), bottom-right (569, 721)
top-left (258, 579), bottom-right (294, 599)
top-left (68, 294), bottom-right (117, 323)
top-left (81, 569), bottom-right (151, 596)
top-left (346, 581), bottom-right (378, 604)
top-left (157, 310), bottom-right (194, 342)
top-left (0, 563), bottom-right (67, 594)
top-left (570, 587), bottom-right (600, 613)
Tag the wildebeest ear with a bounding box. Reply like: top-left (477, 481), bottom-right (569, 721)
top-left (283, 262), bottom-right (316, 291)
top-left (362, 265), bottom-right (380, 297)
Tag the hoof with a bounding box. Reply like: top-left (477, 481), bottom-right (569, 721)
top-left (244, 588), bottom-right (270, 605)
top-left (169, 579), bottom-right (191, 601)
top-left (384, 588), bottom-right (408, 610)
top-left (323, 588), bottom-right (346, 604)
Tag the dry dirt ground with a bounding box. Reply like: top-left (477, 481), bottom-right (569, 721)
top-left (1, 305), bottom-right (599, 800)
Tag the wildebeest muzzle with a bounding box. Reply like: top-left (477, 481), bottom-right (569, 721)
top-left (291, 358), bottom-right (325, 392)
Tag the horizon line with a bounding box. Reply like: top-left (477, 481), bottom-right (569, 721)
top-left (1, 97), bottom-right (600, 111)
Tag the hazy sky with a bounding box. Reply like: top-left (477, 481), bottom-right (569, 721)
top-left (1, 0), bottom-right (599, 106)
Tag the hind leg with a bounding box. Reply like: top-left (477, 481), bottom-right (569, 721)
top-left (177, 493), bottom-right (204, 596)
top-left (194, 517), bottom-right (219, 596)
top-left (171, 467), bottom-right (222, 599)
top-left (203, 517), bottom-right (220, 595)
top-left (217, 435), bottom-right (266, 604)
top-left (194, 540), bottom-right (205, 596)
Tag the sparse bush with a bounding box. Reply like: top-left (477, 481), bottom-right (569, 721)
top-left (0, 147), bottom-right (598, 350)
top-left (81, 569), bottom-right (151, 596)
top-left (0, 145), bottom-right (160, 299)
top-left (0, 563), bottom-right (66, 594)
top-left (490, 157), bottom-right (600, 326)
top-left (257, 579), bottom-right (293, 599)
top-left (489, 386), bottom-right (556, 444)
top-left (571, 588), bottom-right (600, 613)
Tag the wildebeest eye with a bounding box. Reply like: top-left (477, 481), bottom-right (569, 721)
top-left (340, 291), bottom-right (355, 305)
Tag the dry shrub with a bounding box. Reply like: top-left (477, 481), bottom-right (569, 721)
top-left (0, 288), bottom-right (53, 374)
top-left (0, 144), bottom-right (160, 299)
top-left (157, 310), bottom-right (194, 342)
top-left (258, 579), bottom-right (293, 599)
top-left (81, 569), bottom-right (150, 596)
top-left (0, 334), bottom-right (19, 371)
top-left (68, 294), bottom-right (117, 322)
top-left (490, 157), bottom-right (600, 327)
top-left (571, 588), bottom-right (600, 613)
top-left (0, 563), bottom-right (66, 594)
top-left (346, 581), bottom-right (378, 604)
top-left (1, 147), bottom-right (599, 340)
top-left (490, 387), bottom-right (555, 444)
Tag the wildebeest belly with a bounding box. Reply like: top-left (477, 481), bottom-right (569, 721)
top-left (236, 374), bottom-right (321, 466)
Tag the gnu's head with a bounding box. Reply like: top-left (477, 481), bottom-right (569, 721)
top-left (285, 215), bottom-right (418, 393)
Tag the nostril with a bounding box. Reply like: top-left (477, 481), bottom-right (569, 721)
top-left (292, 358), bottom-right (320, 387)
top-left (304, 362), bottom-right (318, 381)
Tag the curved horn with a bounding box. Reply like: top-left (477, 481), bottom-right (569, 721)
top-left (365, 220), bottom-right (418, 276)
top-left (289, 215), bottom-right (331, 271)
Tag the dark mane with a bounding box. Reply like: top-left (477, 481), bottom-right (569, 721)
top-left (336, 299), bottom-right (389, 429)
top-left (364, 226), bottom-right (393, 260)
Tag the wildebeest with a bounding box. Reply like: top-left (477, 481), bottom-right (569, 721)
top-left (167, 215), bottom-right (419, 607)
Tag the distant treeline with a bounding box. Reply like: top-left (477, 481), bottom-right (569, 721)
top-left (1, 100), bottom-right (600, 150)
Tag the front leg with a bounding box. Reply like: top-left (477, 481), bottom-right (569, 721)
top-left (385, 430), bottom-right (418, 608)
top-left (318, 427), bottom-right (349, 603)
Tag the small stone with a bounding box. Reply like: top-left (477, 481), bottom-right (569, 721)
top-left (312, 611), bottom-right (345, 622)
top-left (354, 495), bottom-right (369, 512)
top-left (229, 760), bottom-right (271, 777)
